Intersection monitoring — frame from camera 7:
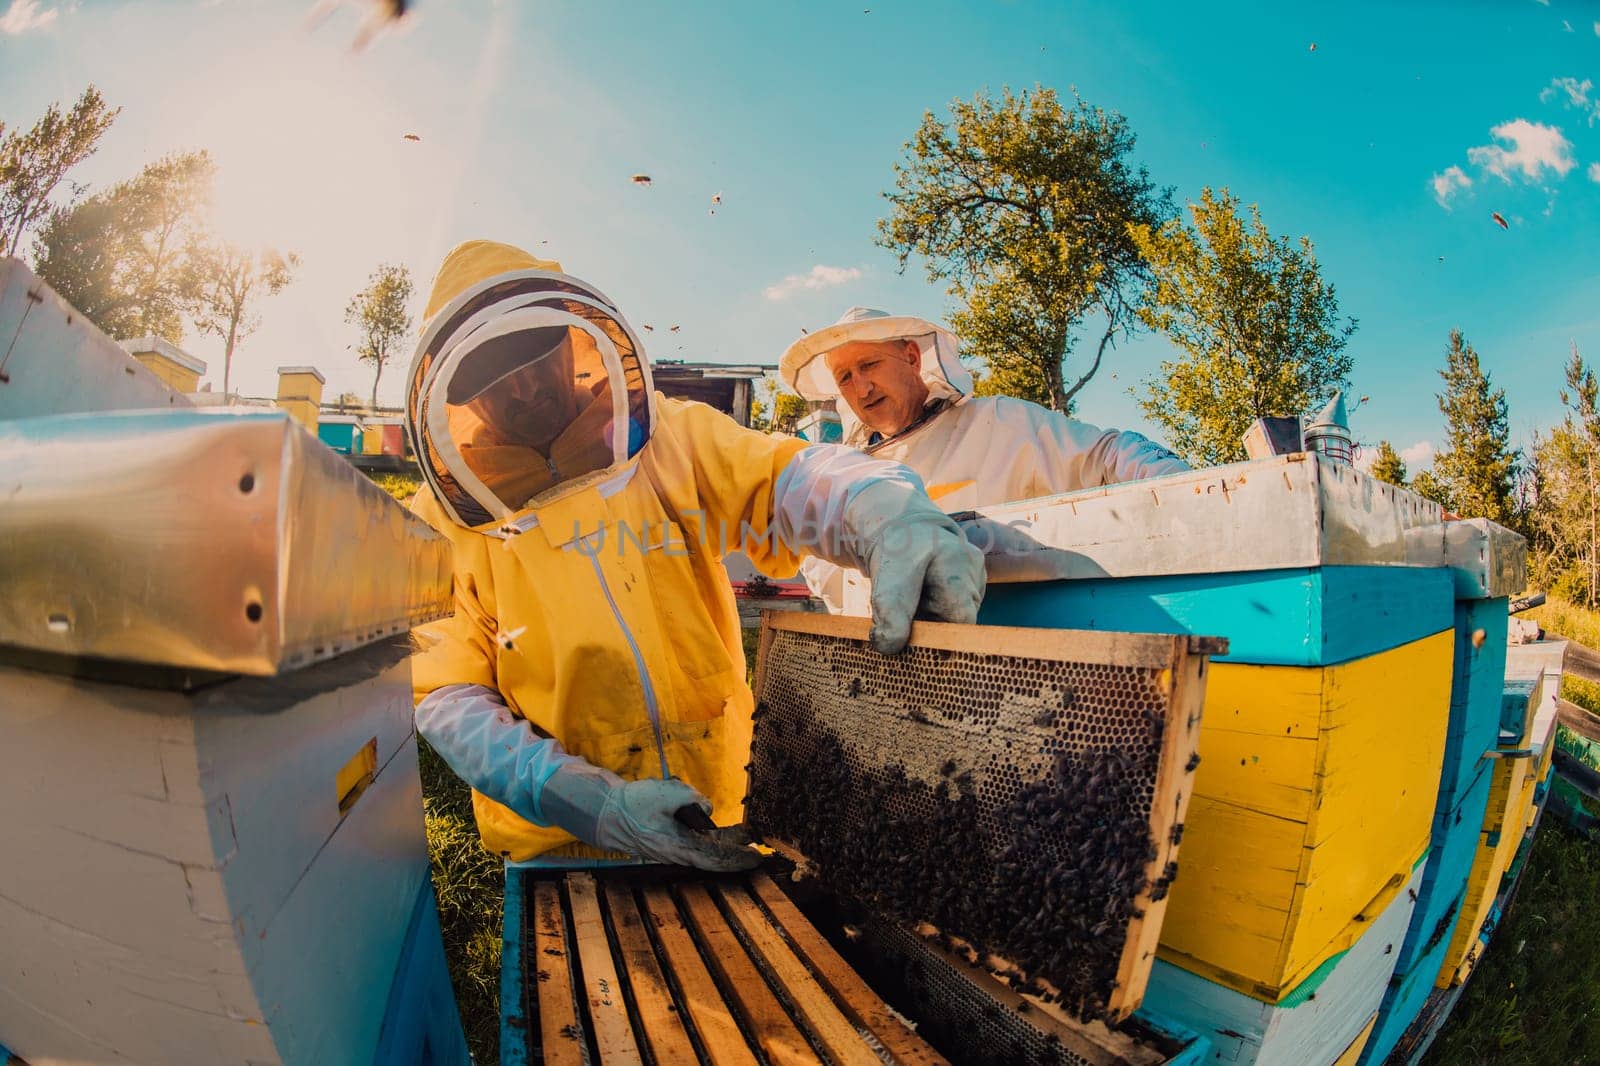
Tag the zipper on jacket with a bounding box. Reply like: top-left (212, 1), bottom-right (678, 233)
top-left (583, 543), bottom-right (671, 780)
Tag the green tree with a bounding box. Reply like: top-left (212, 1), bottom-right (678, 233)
top-left (346, 263), bottom-right (414, 409)
top-left (1425, 329), bottom-right (1517, 524)
top-left (0, 85), bottom-right (119, 257)
top-left (748, 375), bottom-right (810, 434)
top-left (189, 243), bottom-right (299, 395)
top-left (772, 391), bottom-right (808, 435)
top-left (32, 150), bottom-right (214, 342)
top-left (878, 86), bottom-right (1172, 413)
top-left (1369, 440), bottom-right (1408, 487)
top-left (1131, 186), bottom-right (1357, 466)
top-left (1527, 344), bottom-right (1600, 606)
top-left (972, 358), bottom-right (1051, 407)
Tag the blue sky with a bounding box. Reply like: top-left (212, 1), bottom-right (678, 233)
top-left (2, 0), bottom-right (1595, 470)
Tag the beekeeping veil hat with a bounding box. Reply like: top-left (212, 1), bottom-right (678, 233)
top-left (778, 306), bottom-right (970, 404)
top-left (405, 240), bottom-right (655, 530)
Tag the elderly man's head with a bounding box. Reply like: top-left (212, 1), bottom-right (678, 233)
top-left (825, 337), bottom-right (930, 438)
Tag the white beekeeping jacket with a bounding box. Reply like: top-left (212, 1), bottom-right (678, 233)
top-left (802, 371), bottom-right (1189, 616)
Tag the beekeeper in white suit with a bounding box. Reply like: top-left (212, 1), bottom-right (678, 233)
top-left (780, 306), bottom-right (1190, 612)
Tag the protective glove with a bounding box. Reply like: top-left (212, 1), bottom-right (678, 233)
top-left (952, 512), bottom-right (1088, 584)
top-left (415, 684), bottom-right (758, 871)
top-left (542, 762), bottom-right (762, 872)
top-left (843, 479), bottom-right (986, 655)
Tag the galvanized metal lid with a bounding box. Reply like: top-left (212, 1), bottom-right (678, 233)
top-left (0, 408), bottom-right (452, 676)
top-left (974, 453), bottom-right (1527, 600)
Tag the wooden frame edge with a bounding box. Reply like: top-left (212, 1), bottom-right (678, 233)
top-left (761, 611), bottom-right (1185, 670)
top-left (1106, 643), bottom-right (1209, 1020)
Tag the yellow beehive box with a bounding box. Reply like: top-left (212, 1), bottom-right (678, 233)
top-left (1158, 630), bottom-right (1454, 1002)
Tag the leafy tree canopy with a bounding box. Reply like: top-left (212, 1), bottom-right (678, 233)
top-left (879, 86), bottom-right (1171, 413)
top-left (1131, 186), bottom-right (1356, 465)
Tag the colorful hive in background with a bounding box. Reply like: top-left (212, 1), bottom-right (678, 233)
top-left (975, 458), bottom-right (1526, 1065)
top-left (318, 412), bottom-right (365, 454)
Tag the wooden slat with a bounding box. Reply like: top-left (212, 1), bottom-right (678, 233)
top-left (675, 883), bottom-right (822, 1066)
top-left (749, 874), bottom-right (947, 1066)
top-left (1107, 642), bottom-right (1208, 1020)
top-left (761, 610), bottom-right (1185, 670)
top-left (532, 880), bottom-right (585, 1066)
top-left (639, 885), bottom-right (759, 1066)
top-left (566, 873), bottom-right (643, 1064)
top-left (603, 881), bottom-right (700, 1066)
top-left (715, 883), bottom-right (887, 1066)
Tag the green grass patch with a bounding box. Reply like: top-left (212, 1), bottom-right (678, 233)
top-left (420, 738), bottom-right (502, 1064)
top-left (1426, 821), bottom-right (1600, 1064)
top-left (1562, 676), bottom-right (1600, 717)
top-left (1527, 596), bottom-right (1600, 652)
top-left (367, 470), bottom-right (423, 502)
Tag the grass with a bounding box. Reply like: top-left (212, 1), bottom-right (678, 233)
top-left (1527, 597), bottom-right (1600, 653)
top-left (369, 470), bottom-right (423, 503)
top-left (419, 739), bottom-right (502, 1064)
top-left (1423, 821), bottom-right (1600, 1065)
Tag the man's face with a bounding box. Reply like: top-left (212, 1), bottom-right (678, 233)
top-left (467, 332), bottom-right (580, 449)
top-left (825, 339), bottom-right (929, 437)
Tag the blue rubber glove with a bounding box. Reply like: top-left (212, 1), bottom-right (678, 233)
top-left (415, 684), bottom-right (757, 870)
top-left (543, 765), bottom-right (760, 871)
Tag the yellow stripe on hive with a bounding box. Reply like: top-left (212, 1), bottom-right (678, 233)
top-left (1331, 1014), bottom-right (1379, 1066)
top-left (1158, 630), bottom-right (1453, 1002)
top-left (1437, 747), bottom-right (1542, 988)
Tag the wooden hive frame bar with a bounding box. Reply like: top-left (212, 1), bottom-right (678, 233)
top-left (751, 613), bottom-right (1216, 1022)
top-left (518, 870), bottom-right (945, 1065)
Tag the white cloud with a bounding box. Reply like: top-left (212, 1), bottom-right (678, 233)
top-left (1589, 162), bottom-right (1600, 183)
top-left (1541, 77), bottom-right (1593, 108)
top-left (1595, 21), bottom-right (1600, 36)
top-left (1432, 165), bottom-right (1473, 207)
top-left (1401, 441), bottom-right (1436, 471)
top-left (0, 0), bottom-right (57, 34)
top-left (1467, 119), bottom-right (1576, 182)
top-left (1541, 77), bottom-right (1600, 125)
top-left (763, 264), bottom-right (862, 302)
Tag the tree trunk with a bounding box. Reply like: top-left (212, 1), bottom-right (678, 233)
top-left (371, 357), bottom-right (383, 410)
top-left (223, 316), bottom-right (239, 396)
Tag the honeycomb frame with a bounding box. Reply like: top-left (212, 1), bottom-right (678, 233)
top-left (748, 613), bottom-right (1217, 1022)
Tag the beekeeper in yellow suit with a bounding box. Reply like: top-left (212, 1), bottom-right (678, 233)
top-left (780, 306), bottom-right (1190, 613)
top-left (407, 242), bottom-right (985, 870)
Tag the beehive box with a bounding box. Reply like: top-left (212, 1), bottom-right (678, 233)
top-left (1355, 599), bottom-right (1510, 1066)
top-left (1148, 632), bottom-right (1451, 1001)
top-left (0, 399), bottom-right (461, 1064)
top-left (1139, 857), bottom-right (1424, 1066)
top-left (747, 613), bottom-right (1215, 1025)
top-left (0, 258), bottom-right (189, 419)
top-left (1435, 670), bottom-right (1559, 989)
top-left (1356, 760), bottom-right (1495, 1066)
top-left (0, 642), bottom-right (458, 1065)
top-left (974, 462), bottom-right (1523, 1006)
top-left (500, 868), bottom-right (1213, 1066)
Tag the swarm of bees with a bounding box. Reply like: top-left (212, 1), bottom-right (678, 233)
top-left (745, 637), bottom-right (1183, 1024)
